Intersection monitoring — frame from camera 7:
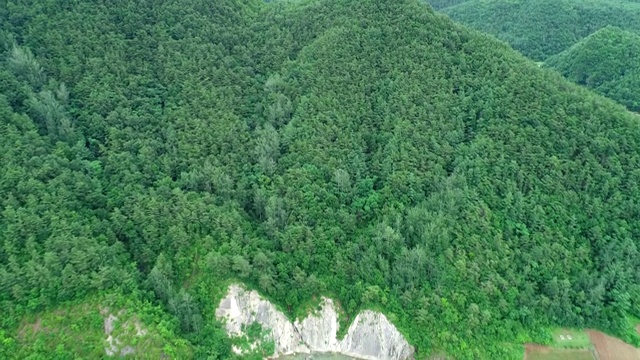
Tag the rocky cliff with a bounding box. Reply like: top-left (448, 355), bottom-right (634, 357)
top-left (215, 284), bottom-right (414, 360)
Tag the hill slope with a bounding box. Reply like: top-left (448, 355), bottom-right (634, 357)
top-left (545, 26), bottom-right (640, 112)
top-left (424, 0), bottom-right (471, 10)
top-left (1, 0), bottom-right (640, 358)
top-left (443, 0), bottom-right (640, 60)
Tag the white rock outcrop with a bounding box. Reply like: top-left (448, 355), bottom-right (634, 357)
top-left (215, 284), bottom-right (414, 360)
top-left (293, 298), bottom-right (341, 353)
top-left (215, 285), bottom-right (309, 355)
top-left (341, 311), bottom-right (413, 360)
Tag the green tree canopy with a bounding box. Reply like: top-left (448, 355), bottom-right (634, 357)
top-left (443, 0), bottom-right (640, 60)
top-left (545, 26), bottom-right (640, 112)
top-left (1, 0), bottom-right (639, 358)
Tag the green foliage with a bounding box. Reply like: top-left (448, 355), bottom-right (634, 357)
top-left (0, 330), bottom-right (16, 358)
top-left (6, 296), bottom-right (192, 359)
top-left (443, 0), bottom-right (640, 60)
top-left (231, 322), bottom-right (276, 359)
top-left (7, 45), bottom-right (44, 90)
top-left (1, 0), bottom-right (640, 359)
top-left (424, 0), bottom-right (471, 10)
top-left (0, 95), bottom-right (136, 321)
top-left (545, 26), bottom-right (640, 112)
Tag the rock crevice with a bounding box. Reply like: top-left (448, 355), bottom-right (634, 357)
top-left (215, 284), bottom-right (414, 360)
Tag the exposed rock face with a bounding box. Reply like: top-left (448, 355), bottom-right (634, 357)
top-left (293, 298), bottom-right (341, 353)
top-left (341, 311), bottom-right (414, 360)
top-left (215, 284), bottom-right (414, 360)
top-left (215, 285), bottom-right (308, 355)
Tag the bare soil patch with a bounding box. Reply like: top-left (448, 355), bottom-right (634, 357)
top-left (587, 330), bottom-right (640, 360)
top-left (18, 317), bottom-right (48, 339)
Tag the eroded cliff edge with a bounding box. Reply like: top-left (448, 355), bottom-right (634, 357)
top-left (215, 284), bottom-right (414, 360)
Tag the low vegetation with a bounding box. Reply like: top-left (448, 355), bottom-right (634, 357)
top-left (6, 296), bottom-right (192, 358)
top-left (550, 328), bottom-right (591, 349)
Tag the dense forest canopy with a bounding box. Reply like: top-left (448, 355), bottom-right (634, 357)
top-left (423, 0), bottom-right (470, 10)
top-left (1, 0), bottom-right (640, 358)
top-left (443, 0), bottom-right (640, 61)
top-left (545, 26), bottom-right (640, 113)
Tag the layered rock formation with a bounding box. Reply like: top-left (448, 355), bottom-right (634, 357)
top-left (215, 284), bottom-right (308, 355)
top-left (215, 284), bottom-right (414, 360)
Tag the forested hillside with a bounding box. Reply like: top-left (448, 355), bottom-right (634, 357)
top-left (443, 0), bottom-right (640, 60)
top-left (1, 0), bottom-right (640, 359)
top-left (424, 0), bottom-right (470, 10)
top-left (545, 26), bottom-right (640, 112)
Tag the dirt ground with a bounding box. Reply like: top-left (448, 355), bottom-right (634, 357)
top-left (587, 330), bottom-right (640, 360)
top-left (524, 343), bottom-right (548, 359)
top-left (524, 344), bottom-right (594, 360)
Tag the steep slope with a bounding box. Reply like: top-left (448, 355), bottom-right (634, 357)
top-left (256, 1), bottom-right (640, 357)
top-left (1, 0), bottom-right (264, 357)
top-left (0, 56), bottom-right (136, 325)
top-left (1, 0), bottom-right (640, 359)
top-left (545, 26), bottom-right (640, 112)
top-left (443, 0), bottom-right (640, 60)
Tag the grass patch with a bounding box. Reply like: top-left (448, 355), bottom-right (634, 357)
top-left (622, 315), bottom-right (640, 347)
top-left (16, 301), bottom-right (111, 358)
top-left (528, 348), bottom-right (594, 360)
top-left (550, 328), bottom-right (591, 349)
top-left (11, 296), bottom-right (192, 359)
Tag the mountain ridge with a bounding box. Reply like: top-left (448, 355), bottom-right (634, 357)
top-left (443, 0), bottom-right (640, 60)
top-left (545, 26), bottom-right (640, 112)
